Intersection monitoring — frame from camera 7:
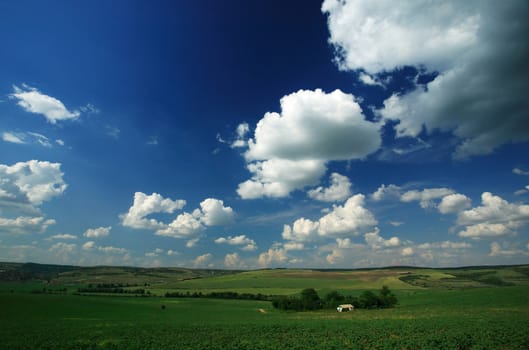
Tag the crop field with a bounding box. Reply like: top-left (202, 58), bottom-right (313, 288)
top-left (1, 263), bottom-right (529, 349)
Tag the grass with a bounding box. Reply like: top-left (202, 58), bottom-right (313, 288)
top-left (1, 264), bottom-right (529, 348)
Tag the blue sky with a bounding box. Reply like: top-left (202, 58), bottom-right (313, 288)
top-left (1, 0), bottom-right (529, 268)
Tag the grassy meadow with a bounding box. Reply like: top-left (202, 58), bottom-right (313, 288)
top-left (1, 263), bottom-right (529, 349)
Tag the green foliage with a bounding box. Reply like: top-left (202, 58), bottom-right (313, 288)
top-left (273, 286), bottom-right (397, 311)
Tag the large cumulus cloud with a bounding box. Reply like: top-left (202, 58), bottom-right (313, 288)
top-left (323, 0), bottom-right (529, 159)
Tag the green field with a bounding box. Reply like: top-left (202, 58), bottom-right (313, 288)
top-left (1, 263), bottom-right (529, 349)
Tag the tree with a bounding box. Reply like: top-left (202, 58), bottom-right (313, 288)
top-left (379, 285), bottom-right (397, 308)
top-left (300, 288), bottom-right (321, 310)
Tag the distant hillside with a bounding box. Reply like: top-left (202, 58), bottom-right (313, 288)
top-left (0, 262), bottom-right (237, 284)
top-left (2, 262), bottom-right (529, 292)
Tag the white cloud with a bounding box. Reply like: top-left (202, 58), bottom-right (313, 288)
top-left (364, 227), bottom-right (400, 250)
top-left (371, 184), bottom-right (402, 201)
top-left (283, 242), bottom-right (305, 251)
top-left (121, 192), bottom-right (186, 230)
top-left (237, 159), bottom-right (326, 199)
top-left (258, 248), bottom-right (287, 267)
top-left (401, 188), bottom-right (454, 209)
top-left (326, 249), bottom-right (343, 265)
top-left (193, 253), bottom-right (212, 267)
top-left (49, 242), bottom-right (77, 254)
top-left (2, 132), bottom-right (25, 144)
top-left (83, 226), bottom-right (111, 238)
top-left (401, 247), bottom-right (414, 257)
top-left (323, 0), bottom-right (479, 73)
top-left (122, 193), bottom-right (234, 241)
top-left (318, 194), bottom-right (377, 237)
top-left (307, 173), bottom-right (352, 202)
top-left (10, 84), bottom-right (80, 124)
top-left (489, 242), bottom-right (529, 257)
top-left (145, 248), bottom-right (163, 257)
top-left (0, 216), bottom-right (55, 235)
top-left (389, 221), bottom-right (404, 227)
top-left (513, 168), bottom-right (529, 176)
top-left (48, 234), bottom-right (77, 240)
top-left (167, 249), bottom-right (178, 256)
top-left (186, 237), bottom-right (200, 248)
top-left (82, 241), bottom-right (96, 250)
top-left (97, 245), bottom-right (127, 254)
top-left (2, 132), bottom-right (58, 148)
top-left (358, 72), bottom-right (384, 87)
top-left (198, 198), bottom-right (234, 226)
top-left (238, 89), bottom-right (381, 198)
top-left (158, 212), bottom-right (204, 238)
top-left (417, 241), bottom-right (471, 250)
top-left (231, 122), bottom-right (250, 148)
top-left (323, 0), bottom-right (529, 159)
top-left (0, 160), bottom-right (67, 207)
top-left (459, 223), bottom-right (514, 239)
top-left (456, 192), bottom-right (529, 239)
top-left (214, 235), bottom-right (257, 251)
top-left (283, 194), bottom-right (377, 242)
top-left (438, 194), bottom-right (472, 214)
top-left (224, 252), bottom-right (241, 268)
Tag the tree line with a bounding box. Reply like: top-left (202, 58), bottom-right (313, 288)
top-left (272, 286), bottom-right (397, 311)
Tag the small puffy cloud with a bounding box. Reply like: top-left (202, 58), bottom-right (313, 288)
top-left (224, 252), bottom-right (241, 268)
top-left (318, 194), bottom-right (377, 237)
top-left (0, 216), bottom-right (55, 235)
top-left (186, 237), bottom-right (200, 248)
top-left (513, 168), bottom-right (529, 176)
top-left (364, 228), bottom-right (400, 250)
top-left (158, 212), bottom-right (204, 238)
top-left (167, 249), bottom-right (178, 256)
top-left (238, 89), bottom-right (381, 199)
top-left (237, 159), bottom-right (326, 199)
top-left (370, 184), bottom-right (402, 201)
top-left (358, 72), bottom-right (384, 87)
top-left (258, 248), bottom-right (287, 267)
top-left (231, 123), bottom-right (250, 148)
top-left (282, 194), bottom-right (377, 242)
top-left (121, 192), bottom-right (186, 230)
top-left (193, 253), bottom-right (212, 267)
top-left (326, 249), bottom-right (343, 265)
top-left (145, 248), bottom-right (164, 257)
top-left (198, 198), bottom-right (234, 226)
top-left (438, 194), bottom-right (472, 214)
top-left (83, 226), bottom-right (111, 238)
top-left (457, 192), bottom-right (529, 239)
top-left (215, 235), bottom-right (257, 251)
top-left (307, 173), bottom-right (352, 202)
top-left (10, 84), bottom-right (80, 124)
top-left (82, 241), bottom-right (96, 250)
top-left (401, 247), bottom-right (414, 257)
top-left (401, 188), bottom-right (455, 209)
top-left (122, 193), bottom-right (235, 242)
top-left (0, 160), bottom-right (67, 207)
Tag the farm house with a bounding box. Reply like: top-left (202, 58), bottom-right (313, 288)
top-left (336, 304), bottom-right (354, 312)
